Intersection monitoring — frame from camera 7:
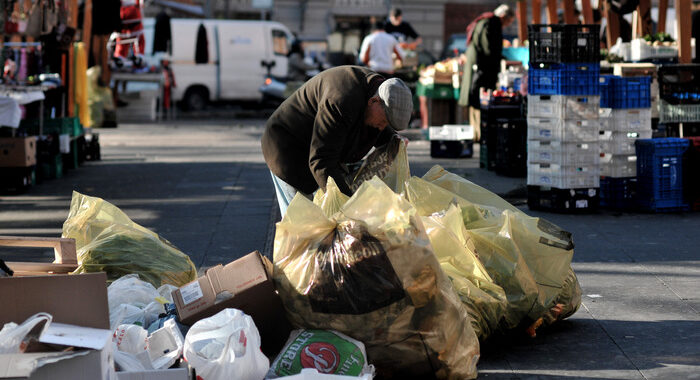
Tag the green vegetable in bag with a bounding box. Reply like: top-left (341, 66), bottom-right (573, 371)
top-left (62, 191), bottom-right (197, 287)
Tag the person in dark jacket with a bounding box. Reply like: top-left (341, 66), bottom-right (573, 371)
top-left (458, 4), bottom-right (514, 141)
top-left (261, 66), bottom-right (413, 216)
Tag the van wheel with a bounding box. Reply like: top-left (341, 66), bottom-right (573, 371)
top-left (183, 87), bottom-right (209, 111)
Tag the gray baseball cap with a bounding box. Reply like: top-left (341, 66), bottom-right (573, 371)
top-left (377, 78), bottom-right (412, 131)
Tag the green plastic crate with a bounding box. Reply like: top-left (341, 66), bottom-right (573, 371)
top-left (21, 117), bottom-right (84, 137)
top-left (420, 83), bottom-right (459, 100)
top-left (38, 154), bottom-right (63, 180)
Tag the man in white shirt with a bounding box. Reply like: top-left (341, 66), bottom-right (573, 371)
top-left (359, 20), bottom-right (404, 77)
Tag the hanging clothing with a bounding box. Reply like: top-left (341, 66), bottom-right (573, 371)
top-left (153, 11), bottom-right (171, 54)
top-left (114, 0), bottom-right (145, 57)
top-left (92, 0), bottom-right (121, 36)
top-left (195, 23), bottom-right (209, 64)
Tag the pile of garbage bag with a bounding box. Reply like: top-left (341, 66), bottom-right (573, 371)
top-left (1, 136), bottom-right (581, 380)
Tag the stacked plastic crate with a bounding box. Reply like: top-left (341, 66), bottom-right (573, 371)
top-left (526, 24), bottom-right (601, 212)
top-left (598, 75), bottom-right (652, 210)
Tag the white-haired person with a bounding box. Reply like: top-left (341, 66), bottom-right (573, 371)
top-left (458, 4), bottom-right (515, 141)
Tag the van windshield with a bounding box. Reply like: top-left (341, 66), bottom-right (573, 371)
top-left (272, 30), bottom-right (289, 56)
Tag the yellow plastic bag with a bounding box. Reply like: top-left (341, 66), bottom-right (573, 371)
top-left (273, 178), bottom-right (479, 380)
top-left (62, 191), bottom-right (197, 288)
top-left (312, 176), bottom-right (349, 217)
top-left (405, 172), bottom-right (578, 333)
top-left (421, 204), bottom-right (508, 340)
top-left (350, 135), bottom-right (410, 194)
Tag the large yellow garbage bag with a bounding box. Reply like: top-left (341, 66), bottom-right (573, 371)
top-left (62, 191), bottom-right (197, 287)
top-left (273, 178), bottom-right (480, 380)
top-left (421, 204), bottom-right (508, 340)
top-left (405, 173), bottom-right (580, 332)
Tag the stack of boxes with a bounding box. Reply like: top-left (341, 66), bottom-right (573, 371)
top-left (526, 24), bottom-right (601, 212)
top-left (598, 75), bottom-right (653, 209)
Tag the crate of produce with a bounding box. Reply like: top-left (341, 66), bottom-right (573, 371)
top-left (684, 137), bottom-right (700, 211)
top-left (528, 24), bottom-right (600, 64)
top-left (495, 119), bottom-right (527, 177)
top-left (599, 75), bottom-right (651, 109)
top-left (480, 90), bottom-right (523, 107)
top-left (527, 163), bottom-right (600, 188)
top-left (528, 94), bottom-right (600, 119)
top-left (658, 100), bottom-right (700, 123)
top-left (527, 117), bottom-right (600, 142)
top-left (600, 153), bottom-right (637, 177)
top-left (423, 83), bottom-right (459, 100)
top-left (599, 130), bottom-right (653, 155)
top-left (528, 140), bottom-right (599, 165)
top-left (529, 62), bottom-right (600, 95)
top-left (20, 117), bottom-right (84, 137)
top-left (527, 185), bottom-right (600, 213)
top-left (657, 64), bottom-right (700, 104)
top-left (599, 176), bottom-right (637, 210)
top-left (635, 138), bottom-right (690, 212)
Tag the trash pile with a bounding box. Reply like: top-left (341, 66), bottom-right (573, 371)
top-left (0, 136), bottom-right (581, 380)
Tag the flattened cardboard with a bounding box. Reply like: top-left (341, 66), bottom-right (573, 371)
top-left (0, 137), bottom-right (37, 167)
top-left (0, 273), bottom-right (110, 329)
top-left (0, 344), bottom-right (114, 380)
top-left (172, 251), bottom-right (292, 356)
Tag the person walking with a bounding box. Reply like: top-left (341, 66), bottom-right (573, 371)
top-left (458, 4), bottom-right (515, 141)
top-left (359, 20), bottom-right (404, 78)
top-left (261, 66), bottom-right (413, 216)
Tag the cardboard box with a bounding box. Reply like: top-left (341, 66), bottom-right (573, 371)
top-left (172, 251), bottom-right (292, 356)
top-left (0, 272), bottom-right (114, 380)
top-left (0, 273), bottom-right (110, 329)
top-left (116, 368), bottom-right (188, 380)
top-left (0, 137), bottom-right (37, 168)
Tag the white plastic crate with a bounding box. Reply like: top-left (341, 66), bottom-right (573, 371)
top-left (658, 100), bottom-right (700, 123)
top-left (429, 125), bottom-right (475, 141)
top-left (527, 95), bottom-right (600, 120)
top-left (600, 153), bottom-right (637, 177)
top-left (527, 163), bottom-right (600, 188)
top-left (527, 140), bottom-right (600, 165)
top-left (599, 129), bottom-right (653, 155)
top-left (599, 108), bottom-right (653, 132)
top-left (527, 117), bottom-right (600, 142)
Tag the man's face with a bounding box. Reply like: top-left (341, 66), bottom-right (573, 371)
top-left (390, 14), bottom-right (402, 26)
top-left (365, 97), bottom-right (390, 131)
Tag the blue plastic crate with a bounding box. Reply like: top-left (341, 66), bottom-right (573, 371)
top-left (599, 76), bottom-right (651, 109)
top-left (528, 63), bottom-right (600, 95)
top-left (599, 176), bottom-right (637, 210)
top-left (635, 138), bottom-right (690, 212)
top-left (599, 75), bottom-right (615, 108)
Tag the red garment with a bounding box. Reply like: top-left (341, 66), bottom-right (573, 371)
top-left (114, 0), bottom-right (145, 57)
top-left (466, 12), bottom-right (494, 45)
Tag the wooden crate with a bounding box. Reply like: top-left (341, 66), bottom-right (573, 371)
top-left (0, 236), bottom-right (78, 276)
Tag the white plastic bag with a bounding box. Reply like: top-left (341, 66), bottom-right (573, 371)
top-left (0, 312), bottom-right (52, 354)
top-left (108, 274), bottom-right (167, 329)
top-left (113, 319), bottom-right (185, 372)
top-left (184, 308), bottom-right (269, 380)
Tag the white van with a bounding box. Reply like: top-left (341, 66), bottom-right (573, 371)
top-left (144, 19), bottom-right (293, 110)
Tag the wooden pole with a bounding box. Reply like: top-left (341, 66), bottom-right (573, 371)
top-left (632, 10), bottom-right (640, 39)
top-left (563, 0), bottom-right (577, 24)
top-left (658, 0), bottom-right (668, 33)
top-left (517, 0), bottom-right (528, 42)
top-left (581, 0), bottom-right (594, 24)
top-left (676, 0), bottom-right (692, 63)
top-left (604, 0), bottom-right (620, 48)
top-left (637, 0), bottom-right (652, 37)
top-left (546, 0), bottom-right (558, 23)
top-left (532, 0), bottom-right (542, 24)
top-left (83, 0), bottom-right (93, 56)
